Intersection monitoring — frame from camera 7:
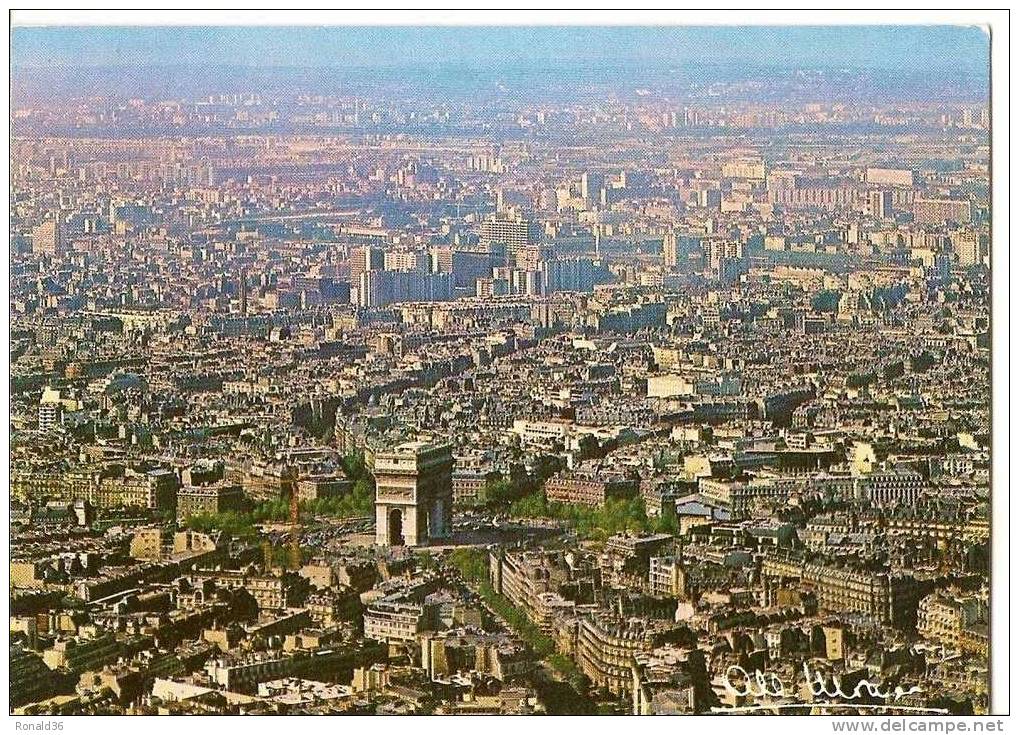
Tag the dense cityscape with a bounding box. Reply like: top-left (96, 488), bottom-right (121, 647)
top-left (9, 27), bottom-right (992, 717)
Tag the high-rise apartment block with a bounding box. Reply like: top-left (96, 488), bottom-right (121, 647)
top-left (349, 245), bottom-right (385, 281)
top-left (384, 250), bottom-right (430, 273)
top-left (357, 270), bottom-right (454, 308)
top-left (664, 232), bottom-right (703, 269)
top-left (914, 197), bottom-right (973, 225)
top-left (32, 217), bottom-right (65, 255)
top-left (722, 159), bottom-right (766, 180)
top-left (865, 168), bottom-right (915, 186)
top-left (479, 216), bottom-right (541, 250)
top-left (38, 388), bottom-right (62, 432)
top-left (869, 190), bottom-right (894, 220)
top-left (580, 172), bottom-right (605, 202)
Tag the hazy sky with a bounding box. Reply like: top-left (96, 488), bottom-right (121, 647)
top-left (11, 26), bottom-right (990, 72)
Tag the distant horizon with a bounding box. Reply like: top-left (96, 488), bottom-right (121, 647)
top-left (11, 25), bottom-right (990, 73)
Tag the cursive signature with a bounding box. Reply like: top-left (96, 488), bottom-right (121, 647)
top-left (722, 664), bottom-right (925, 706)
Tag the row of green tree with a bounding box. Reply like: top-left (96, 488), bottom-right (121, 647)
top-left (508, 492), bottom-right (678, 541)
top-left (185, 510), bottom-right (258, 538)
top-left (186, 451), bottom-right (376, 536)
top-left (446, 548), bottom-right (584, 686)
top-left (481, 455), bottom-right (564, 508)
